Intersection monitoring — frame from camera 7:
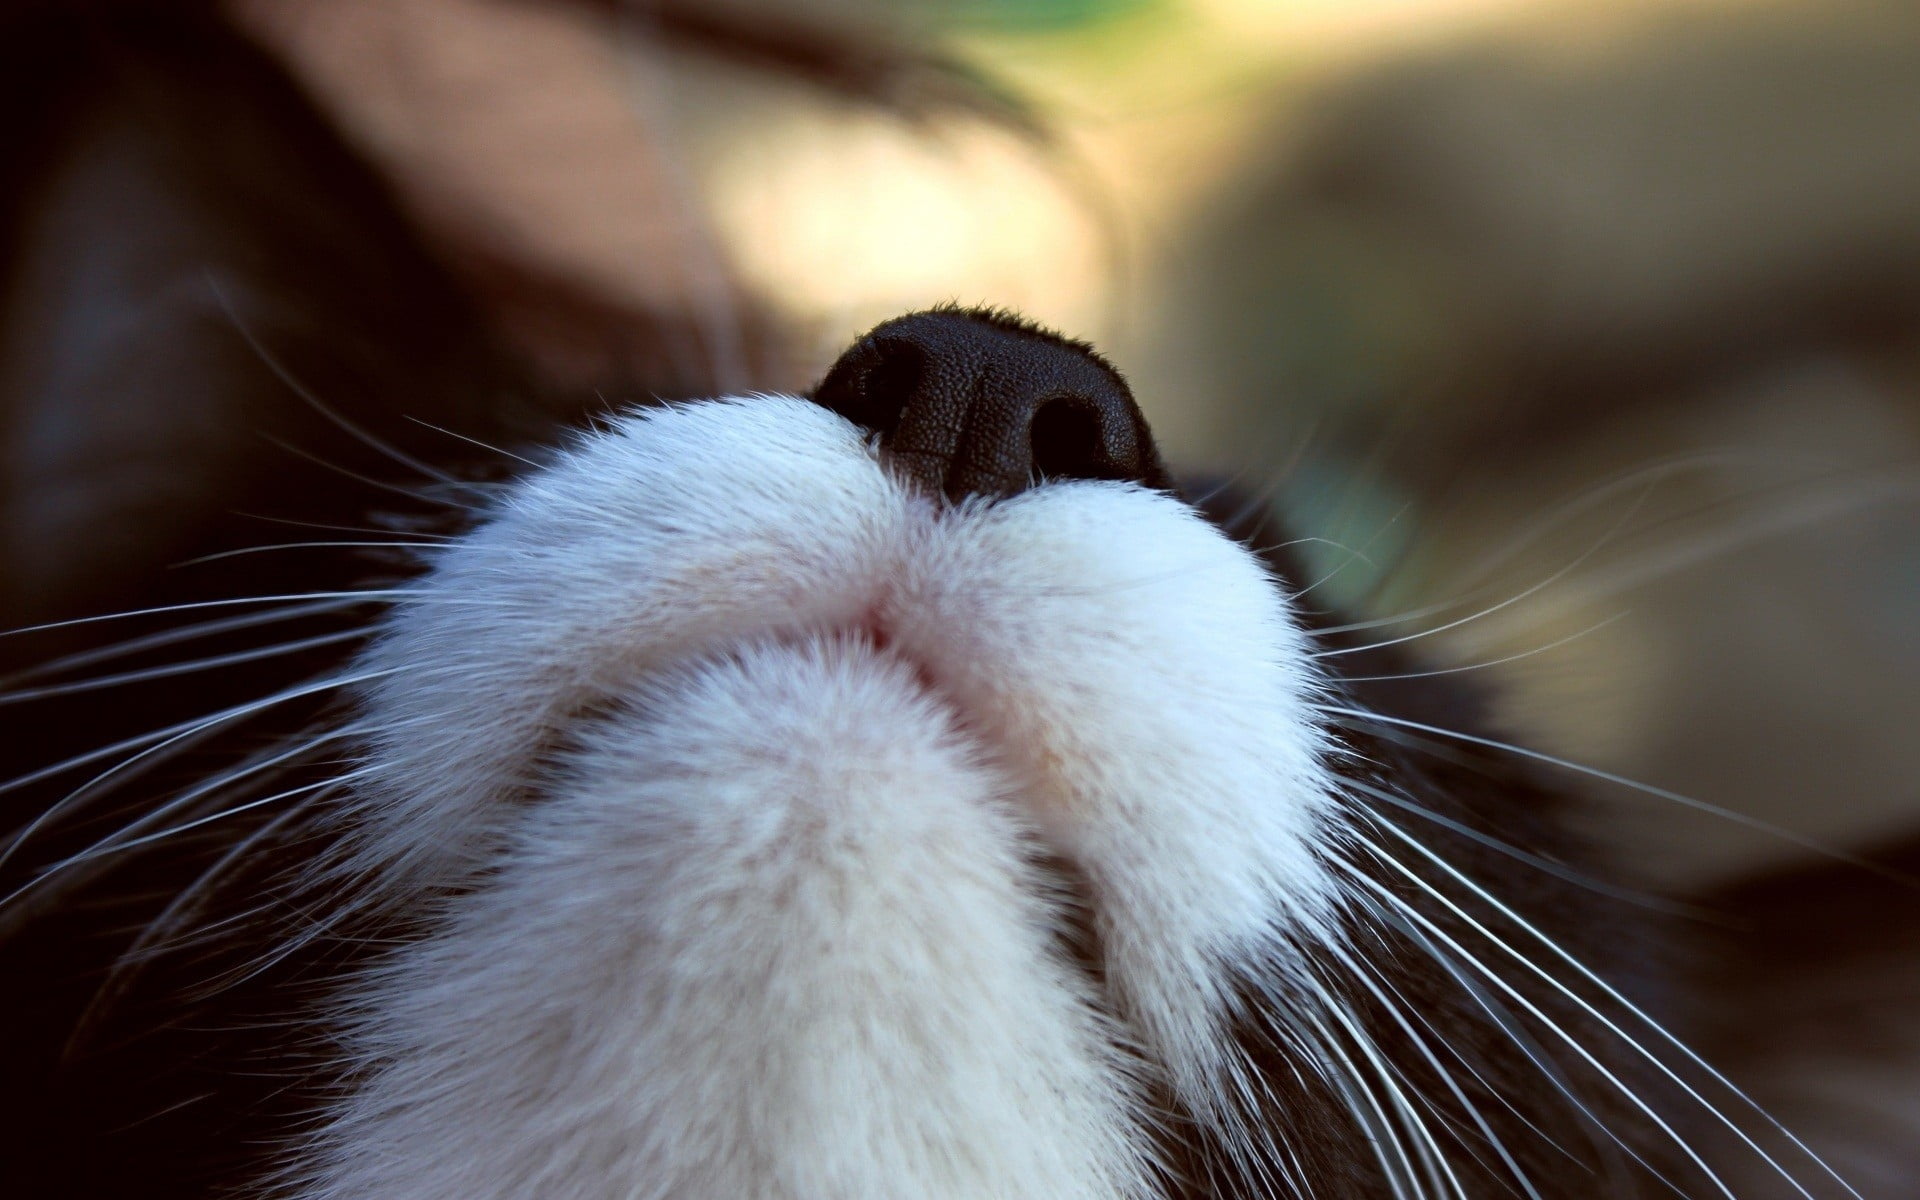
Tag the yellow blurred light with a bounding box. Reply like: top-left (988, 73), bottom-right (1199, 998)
top-left (708, 108), bottom-right (1107, 349)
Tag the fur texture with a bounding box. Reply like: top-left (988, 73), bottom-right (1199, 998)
top-left (305, 395), bottom-right (1342, 1197)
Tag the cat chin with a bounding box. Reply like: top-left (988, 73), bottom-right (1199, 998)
top-left (305, 393), bottom-right (1348, 1197)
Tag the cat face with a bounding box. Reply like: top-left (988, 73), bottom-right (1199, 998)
top-left (254, 309), bottom-right (1753, 1200)
top-left (298, 311), bottom-right (1343, 1197)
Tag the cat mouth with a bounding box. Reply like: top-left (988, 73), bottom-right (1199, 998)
top-left (351, 384), bottom-right (1344, 911)
top-left (299, 315), bottom-right (1352, 1197)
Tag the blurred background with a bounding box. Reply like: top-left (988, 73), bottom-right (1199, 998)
top-left (14, 0), bottom-right (1920, 888)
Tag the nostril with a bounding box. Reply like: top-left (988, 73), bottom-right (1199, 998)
top-left (1029, 396), bottom-right (1115, 484)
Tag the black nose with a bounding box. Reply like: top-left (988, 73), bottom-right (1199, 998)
top-left (811, 307), bottom-right (1170, 502)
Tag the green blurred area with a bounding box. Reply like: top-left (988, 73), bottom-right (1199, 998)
top-left (949, 0), bottom-right (1159, 32)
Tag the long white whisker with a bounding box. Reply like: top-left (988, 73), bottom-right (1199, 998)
top-left (1180, 463), bottom-right (1261, 513)
top-left (1314, 976), bottom-right (1472, 1200)
top-left (260, 432), bottom-right (480, 510)
top-left (235, 512), bottom-right (455, 541)
top-left (1322, 940), bottom-right (1548, 1200)
top-left (1476, 469), bottom-right (1920, 629)
top-left (1363, 947), bottom-right (1590, 1170)
top-left (1291, 503), bottom-right (1412, 602)
top-left (1240, 952), bottom-right (1436, 1199)
top-left (609, 14), bottom-right (755, 394)
top-left (67, 801), bottom-right (316, 1052)
top-left (207, 271), bottom-right (484, 494)
top-left (1342, 774), bottom-right (1705, 916)
top-left (403, 416), bottom-right (543, 469)
top-left (1198, 1014), bottom-right (1301, 1198)
top-left (0, 708), bottom-right (231, 800)
top-left (1, 592), bottom-right (417, 641)
top-left (0, 630), bottom-right (371, 706)
top-left (1322, 704), bottom-right (1920, 889)
top-left (0, 768), bottom-right (355, 927)
top-left (1312, 453), bottom-right (1741, 638)
top-left (0, 668), bottom-right (392, 864)
top-left (0, 598), bottom-right (365, 687)
top-left (113, 799), bottom-right (311, 969)
top-left (1215, 463), bottom-right (1294, 540)
top-left (1293, 996), bottom-right (1433, 1200)
top-left (1335, 613), bottom-right (1628, 685)
top-left (1320, 466), bottom-right (1917, 652)
top-left (1212, 1012), bottom-right (1320, 1199)
top-left (207, 878), bottom-right (362, 998)
top-left (1386, 909), bottom-right (1690, 1196)
top-left (53, 730), bottom-right (348, 870)
top-left (175, 541), bottom-right (445, 567)
top-left (74, 773), bottom-right (353, 862)
top-left (1342, 862), bottom-right (1740, 1200)
top-left (1365, 814), bottom-right (1863, 1200)
top-left (1314, 485), bottom-right (1651, 660)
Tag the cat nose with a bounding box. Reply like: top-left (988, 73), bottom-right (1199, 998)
top-left (811, 307), bottom-right (1170, 503)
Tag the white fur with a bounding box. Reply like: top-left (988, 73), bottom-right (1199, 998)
top-left (305, 640), bottom-right (1146, 1198)
top-left (299, 395), bottom-right (1344, 1197)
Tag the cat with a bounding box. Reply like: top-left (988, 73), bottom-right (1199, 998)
top-left (2, 2), bottom-right (1913, 1197)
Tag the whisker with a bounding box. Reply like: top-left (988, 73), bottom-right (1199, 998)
top-left (1310, 452), bottom-right (1765, 639)
top-left (175, 541), bottom-right (447, 567)
top-left (103, 799), bottom-right (311, 983)
top-left (1264, 534), bottom-right (1381, 568)
top-left (1389, 912), bottom-right (1690, 1197)
top-left (1291, 502), bottom-right (1412, 602)
top-left (1321, 704), bottom-right (1920, 890)
top-left (1338, 774), bottom-right (1705, 916)
top-left (403, 416), bottom-right (544, 468)
top-left (0, 598), bottom-right (365, 687)
top-left (1196, 1014), bottom-right (1307, 1198)
top-left (1317, 465), bottom-right (1918, 654)
top-left (1234, 954), bottom-right (1429, 1199)
top-left (0, 668), bottom-right (392, 863)
top-left (1344, 860), bottom-right (1741, 1200)
top-left (0, 768), bottom-right (350, 934)
top-left (1334, 613), bottom-right (1628, 685)
top-left (1320, 933), bottom-right (1574, 1198)
top-left (1294, 996), bottom-right (1434, 1200)
top-left (1215, 455), bottom-right (1297, 542)
top-left (260, 433), bottom-right (481, 512)
top-left (202, 879), bottom-right (362, 1000)
top-left (72, 774), bottom-right (351, 864)
top-left (1309, 965), bottom-right (1475, 1200)
top-left (1365, 815), bottom-right (1863, 1200)
top-left (206, 270), bottom-right (486, 494)
top-left (50, 731), bottom-right (349, 871)
top-left (0, 706), bottom-right (234, 800)
top-left (0, 629), bottom-right (371, 706)
top-left (1179, 462), bottom-right (1262, 513)
top-left (1474, 469), bottom-right (1920, 628)
top-left (1314, 485), bottom-right (1651, 660)
top-left (1435, 454), bottom-right (1793, 598)
top-left (1358, 947), bottom-right (1585, 1177)
top-left (609, 11), bottom-right (753, 394)
top-left (1204, 990), bottom-right (1328, 1196)
top-left (234, 512), bottom-right (456, 541)
top-left (1, 591), bottom-right (418, 641)
top-left (62, 798), bottom-right (322, 1056)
